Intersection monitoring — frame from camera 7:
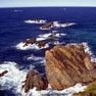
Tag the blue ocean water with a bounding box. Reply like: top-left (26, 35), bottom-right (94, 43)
top-left (0, 7), bottom-right (96, 96)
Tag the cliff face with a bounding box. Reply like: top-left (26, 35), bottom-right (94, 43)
top-left (45, 44), bottom-right (96, 90)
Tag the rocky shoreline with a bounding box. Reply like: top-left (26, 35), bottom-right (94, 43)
top-left (21, 43), bottom-right (96, 95)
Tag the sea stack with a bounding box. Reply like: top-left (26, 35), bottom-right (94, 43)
top-left (45, 44), bottom-right (96, 90)
top-left (23, 69), bottom-right (48, 93)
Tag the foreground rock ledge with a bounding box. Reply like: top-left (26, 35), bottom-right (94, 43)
top-left (45, 44), bottom-right (96, 90)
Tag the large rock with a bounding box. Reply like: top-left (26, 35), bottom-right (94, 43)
top-left (45, 44), bottom-right (96, 90)
top-left (23, 69), bottom-right (48, 93)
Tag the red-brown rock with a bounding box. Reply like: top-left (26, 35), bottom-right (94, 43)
top-left (36, 41), bottom-right (46, 48)
top-left (23, 69), bottom-right (48, 93)
top-left (23, 38), bottom-right (36, 47)
top-left (45, 44), bottom-right (96, 90)
top-left (40, 22), bottom-right (53, 30)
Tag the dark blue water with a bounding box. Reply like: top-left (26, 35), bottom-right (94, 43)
top-left (0, 7), bottom-right (96, 96)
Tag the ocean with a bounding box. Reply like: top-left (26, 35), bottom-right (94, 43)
top-left (0, 7), bottom-right (96, 96)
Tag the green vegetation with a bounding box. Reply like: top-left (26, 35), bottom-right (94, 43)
top-left (73, 81), bottom-right (96, 96)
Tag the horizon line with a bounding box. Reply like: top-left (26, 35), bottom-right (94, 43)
top-left (0, 6), bottom-right (96, 8)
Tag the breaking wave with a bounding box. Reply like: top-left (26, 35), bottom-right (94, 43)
top-left (16, 42), bottom-right (49, 50)
top-left (0, 61), bottom-right (86, 96)
top-left (37, 32), bottom-right (66, 41)
top-left (0, 60), bottom-right (88, 96)
top-left (0, 61), bottom-right (27, 94)
top-left (22, 84), bottom-right (86, 96)
top-left (40, 21), bottom-right (76, 30)
top-left (26, 54), bottom-right (44, 61)
top-left (24, 19), bottom-right (46, 24)
top-left (1, 42), bottom-right (95, 96)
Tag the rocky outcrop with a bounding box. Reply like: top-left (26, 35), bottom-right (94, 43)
top-left (45, 44), bottom-right (96, 90)
top-left (23, 38), bottom-right (47, 48)
top-left (0, 70), bottom-right (8, 77)
top-left (40, 22), bottom-right (53, 30)
top-left (23, 38), bottom-right (36, 47)
top-left (40, 22), bottom-right (76, 30)
top-left (23, 69), bottom-right (48, 93)
top-left (36, 41), bottom-right (46, 48)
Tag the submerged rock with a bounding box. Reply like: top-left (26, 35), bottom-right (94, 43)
top-left (23, 69), bottom-right (48, 93)
top-left (0, 70), bottom-right (8, 77)
top-left (45, 44), bottom-right (96, 90)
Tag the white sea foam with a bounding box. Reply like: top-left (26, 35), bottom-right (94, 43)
top-left (23, 84), bottom-right (86, 96)
top-left (26, 54), bottom-right (44, 61)
top-left (24, 19), bottom-right (46, 24)
top-left (82, 42), bottom-right (96, 62)
top-left (37, 32), bottom-right (66, 41)
top-left (16, 42), bottom-right (49, 50)
top-left (40, 21), bottom-right (76, 30)
top-left (36, 33), bottom-right (52, 41)
top-left (60, 22), bottom-right (76, 28)
top-left (55, 33), bottom-right (66, 37)
top-left (0, 61), bottom-right (27, 94)
top-left (0, 61), bottom-right (87, 96)
top-left (53, 22), bottom-right (76, 28)
top-left (38, 33), bottom-right (52, 38)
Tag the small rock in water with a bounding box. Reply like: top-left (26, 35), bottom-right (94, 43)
top-left (23, 69), bottom-right (48, 93)
top-left (0, 70), bottom-right (8, 77)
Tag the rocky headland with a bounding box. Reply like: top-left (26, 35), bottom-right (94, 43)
top-left (22, 43), bottom-right (96, 94)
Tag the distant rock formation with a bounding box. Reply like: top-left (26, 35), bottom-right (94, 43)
top-left (23, 69), bottom-right (48, 93)
top-left (23, 38), bottom-right (47, 48)
top-left (36, 41), bottom-right (47, 48)
top-left (0, 70), bottom-right (8, 77)
top-left (40, 22), bottom-right (76, 30)
top-left (40, 22), bottom-right (53, 30)
top-left (23, 38), bottom-right (36, 47)
top-left (45, 44), bottom-right (96, 90)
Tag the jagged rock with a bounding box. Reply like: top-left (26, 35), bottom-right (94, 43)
top-left (40, 22), bottom-right (53, 30)
top-left (23, 38), bottom-right (48, 48)
top-left (36, 41), bottom-right (46, 48)
top-left (0, 70), bottom-right (8, 77)
top-left (23, 69), bottom-right (48, 93)
top-left (45, 44), bottom-right (96, 90)
top-left (23, 38), bottom-right (36, 47)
